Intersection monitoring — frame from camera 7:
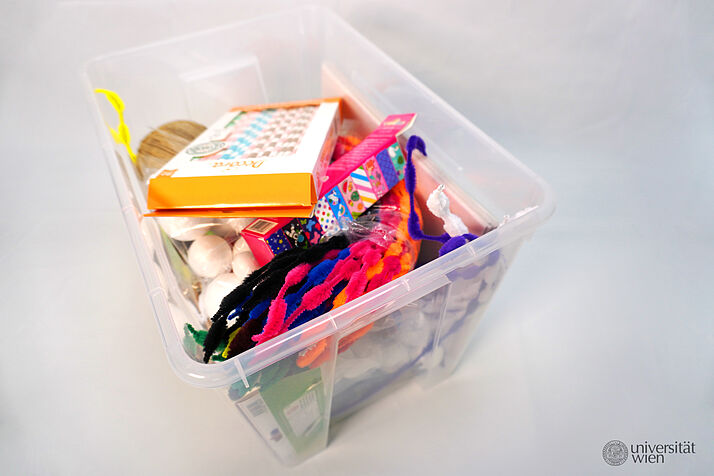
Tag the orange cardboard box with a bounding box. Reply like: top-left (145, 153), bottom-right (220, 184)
top-left (146, 98), bottom-right (341, 217)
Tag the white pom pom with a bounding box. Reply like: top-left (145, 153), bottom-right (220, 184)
top-left (232, 251), bottom-right (258, 282)
top-left (199, 273), bottom-right (243, 319)
top-left (158, 217), bottom-right (212, 241)
top-left (187, 235), bottom-right (232, 278)
top-left (226, 217), bottom-right (255, 234)
top-left (232, 236), bottom-right (252, 255)
top-left (210, 223), bottom-right (237, 238)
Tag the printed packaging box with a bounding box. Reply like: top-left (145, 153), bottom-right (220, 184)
top-left (147, 99), bottom-right (341, 218)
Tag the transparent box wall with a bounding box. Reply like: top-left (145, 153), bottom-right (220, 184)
top-left (85, 6), bottom-right (554, 466)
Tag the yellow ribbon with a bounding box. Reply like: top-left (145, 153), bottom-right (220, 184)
top-left (94, 88), bottom-right (137, 164)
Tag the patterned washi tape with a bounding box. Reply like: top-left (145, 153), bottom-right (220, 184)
top-left (387, 142), bottom-right (406, 180)
top-left (375, 148), bottom-right (399, 189)
top-left (350, 165), bottom-right (378, 208)
top-left (339, 176), bottom-right (365, 218)
top-left (364, 156), bottom-right (390, 195)
top-left (324, 187), bottom-right (351, 225)
top-left (299, 218), bottom-right (324, 245)
top-left (282, 218), bottom-right (309, 249)
top-left (266, 229), bottom-right (292, 254)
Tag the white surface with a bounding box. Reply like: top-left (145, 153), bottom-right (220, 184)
top-left (1, 1), bottom-right (712, 475)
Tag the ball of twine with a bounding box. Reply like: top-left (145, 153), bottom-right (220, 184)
top-left (136, 120), bottom-right (206, 179)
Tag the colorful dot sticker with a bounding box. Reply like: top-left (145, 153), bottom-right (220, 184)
top-left (315, 197), bottom-right (339, 235)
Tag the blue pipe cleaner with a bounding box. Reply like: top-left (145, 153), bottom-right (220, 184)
top-left (285, 254), bottom-right (342, 317)
top-left (248, 299), bottom-right (271, 322)
top-left (289, 281), bottom-right (349, 330)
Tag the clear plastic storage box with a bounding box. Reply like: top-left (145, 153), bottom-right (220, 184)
top-left (84, 6), bottom-right (554, 465)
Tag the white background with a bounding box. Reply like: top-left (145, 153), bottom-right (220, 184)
top-left (1, 1), bottom-right (712, 474)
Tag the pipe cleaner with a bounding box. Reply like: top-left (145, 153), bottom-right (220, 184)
top-left (202, 235), bottom-right (349, 362)
top-left (296, 180), bottom-right (422, 367)
top-left (198, 155), bottom-right (427, 362)
top-left (404, 136), bottom-right (479, 256)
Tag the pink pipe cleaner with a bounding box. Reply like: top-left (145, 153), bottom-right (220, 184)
top-left (344, 249), bottom-right (382, 300)
top-left (252, 262), bottom-right (312, 343)
top-left (302, 258), bottom-right (360, 309)
top-left (323, 249), bottom-right (341, 260)
top-left (278, 241), bottom-right (379, 334)
top-left (365, 255), bottom-right (402, 293)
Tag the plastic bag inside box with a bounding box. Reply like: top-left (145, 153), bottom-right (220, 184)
top-left (85, 6), bottom-right (554, 466)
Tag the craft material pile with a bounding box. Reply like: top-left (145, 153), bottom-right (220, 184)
top-left (95, 92), bottom-right (483, 366)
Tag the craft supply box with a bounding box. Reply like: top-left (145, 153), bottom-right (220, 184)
top-left (84, 6), bottom-right (554, 465)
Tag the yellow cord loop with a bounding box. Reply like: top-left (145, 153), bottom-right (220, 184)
top-left (94, 88), bottom-right (137, 164)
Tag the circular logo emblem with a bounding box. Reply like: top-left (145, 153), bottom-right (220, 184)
top-left (603, 440), bottom-right (628, 466)
top-left (186, 141), bottom-right (225, 157)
